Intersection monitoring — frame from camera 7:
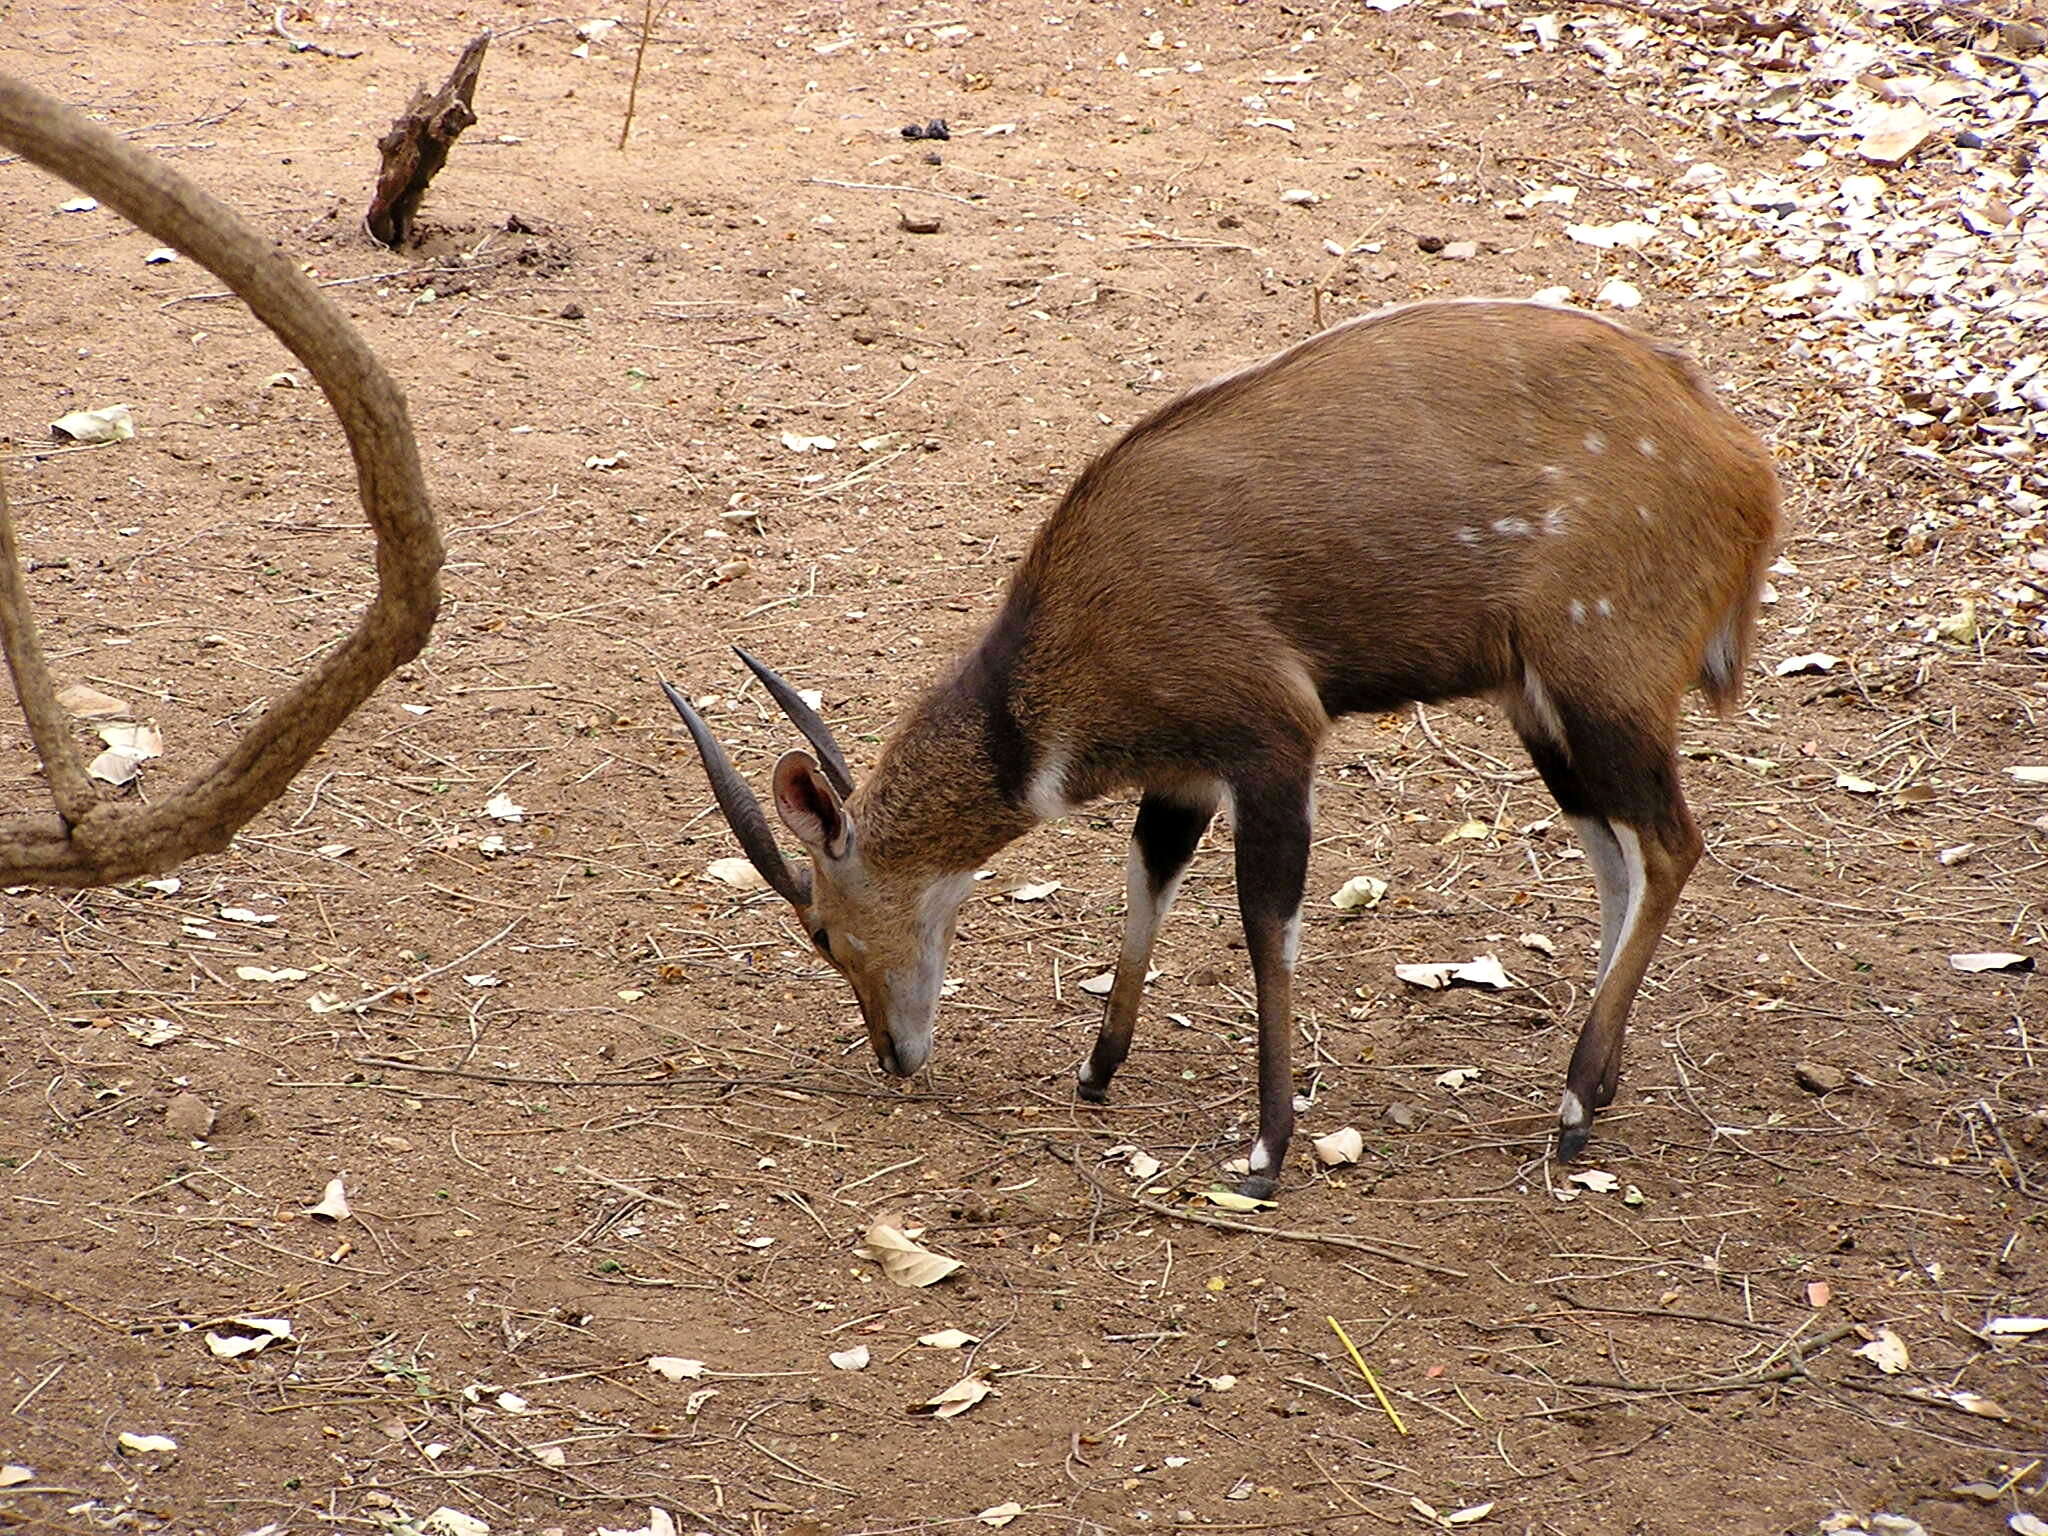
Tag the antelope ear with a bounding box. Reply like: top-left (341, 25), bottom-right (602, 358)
top-left (771, 751), bottom-right (852, 860)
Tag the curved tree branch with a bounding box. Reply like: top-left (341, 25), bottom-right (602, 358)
top-left (0, 71), bottom-right (444, 886)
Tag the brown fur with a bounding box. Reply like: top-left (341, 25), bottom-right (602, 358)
top-left (861, 298), bottom-right (1780, 867)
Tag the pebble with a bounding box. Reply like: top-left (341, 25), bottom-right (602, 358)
top-left (163, 1092), bottom-right (214, 1140)
top-left (1794, 1061), bottom-right (1848, 1094)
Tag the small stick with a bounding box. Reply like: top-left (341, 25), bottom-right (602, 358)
top-left (802, 177), bottom-right (980, 206)
top-left (618, 0), bottom-right (661, 150)
top-left (347, 918), bottom-right (519, 1012)
top-left (1065, 1149), bottom-right (1467, 1278)
top-left (1328, 1315), bottom-right (1408, 1435)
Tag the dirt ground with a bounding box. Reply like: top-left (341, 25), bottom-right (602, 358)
top-left (2, 2), bottom-right (2043, 1534)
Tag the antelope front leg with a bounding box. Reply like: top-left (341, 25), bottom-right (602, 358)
top-left (1230, 771), bottom-right (1312, 1200)
top-left (1078, 783), bottom-right (1221, 1103)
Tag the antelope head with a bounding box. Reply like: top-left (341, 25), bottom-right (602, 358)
top-left (663, 652), bottom-right (971, 1078)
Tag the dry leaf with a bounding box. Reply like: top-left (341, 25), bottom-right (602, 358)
top-left (705, 857), bottom-right (769, 891)
top-left (858, 1221), bottom-right (963, 1287)
top-left (237, 966), bottom-right (310, 983)
top-left (307, 1175), bottom-right (351, 1221)
top-left (1195, 1188), bottom-right (1275, 1212)
top-left (1126, 1149), bottom-right (1162, 1180)
top-left (1854, 1327), bottom-right (1910, 1374)
top-left (88, 721), bottom-right (164, 785)
top-left (1396, 955), bottom-right (1512, 991)
top-left (1435, 1066), bottom-right (1482, 1088)
top-left (1595, 277), bottom-right (1642, 309)
top-left (594, 1512), bottom-right (677, 1536)
top-left (647, 1356), bottom-right (708, 1381)
top-left (914, 1374), bottom-right (992, 1418)
top-left (1078, 967), bottom-right (1158, 995)
top-left (1984, 1316), bottom-right (2048, 1338)
top-left (1439, 818), bottom-right (1491, 844)
top-left (1775, 652), bottom-right (1840, 676)
top-left (117, 1432), bottom-right (177, 1455)
top-left (1949, 952), bottom-right (2034, 974)
top-left (52, 404), bottom-right (135, 443)
top-left (484, 792), bottom-right (525, 823)
top-left (421, 1511), bottom-right (489, 1536)
top-left (0, 1466), bottom-right (31, 1489)
top-left (918, 1328), bottom-right (979, 1348)
top-left (1330, 875), bottom-right (1388, 910)
top-left (1565, 219), bottom-right (1661, 250)
top-left (1567, 1169), bottom-right (1619, 1194)
top-left (1909, 1387), bottom-right (2007, 1420)
top-left (1006, 880), bottom-right (1060, 901)
top-left (1312, 1127), bottom-right (1363, 1166)
top-left (978, 1503), bottom-right (1026, 1527)
top-left (530, 1445), bottom-right (567, 1469)
top-left (828, 1346), bottom-right (871, 1371)
top-left (205, 1317), bottom-right (293, 1359)
top-left (780, 431), bottom-right (837, 452)
top-left (2009, 767), bottom-right (2048, 786)
top-left (1857, 101), bottom-right (1934, 164)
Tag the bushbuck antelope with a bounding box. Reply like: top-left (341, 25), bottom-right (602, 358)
top-left (667, 299), bottom-right (1780, 1197)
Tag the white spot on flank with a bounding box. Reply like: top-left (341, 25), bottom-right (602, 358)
top-left (1542, 505), bottom-right (1568, 536)
top-left (1493, 515), bottom-right (1535, 538)
top-left (1636, 436), bottom-right (1659, 458)
top-left (1636, 504), bottom-right (1654, 525)
top-left (1455, 526), bottom-right (1480, 546)
top-left (1595, 596), bottom-right (1613, 618)
top-left (1567, 599), bottom-right (1588, 625)
top-left (1539, 464), bottom-right (1564, 480)
top-left (1583, 430), bottom-right (1606, 455)
top-left (1024, 744), bottom-right (1072, 821)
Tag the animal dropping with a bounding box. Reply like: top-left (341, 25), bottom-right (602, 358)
top-left (667, 300), bottom-right (1780, 1197)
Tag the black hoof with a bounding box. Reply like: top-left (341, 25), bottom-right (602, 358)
top-left (1236, 1173), bottom-right (1279, 1202)
top-left (1556, 1122), bottom-right (1592, 1162)
top-left (1075, 1076), bottom-right (1109, 1105)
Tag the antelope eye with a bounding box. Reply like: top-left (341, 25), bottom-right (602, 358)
top-left (811, 928), bottom-right (834, 959)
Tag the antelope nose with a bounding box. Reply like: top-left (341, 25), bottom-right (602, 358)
top-left (875, 1032), bottom-right (930, 1078)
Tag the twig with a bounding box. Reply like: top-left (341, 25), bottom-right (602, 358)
top-left (1565, 1320), bottom-right (1861, 1394)
top-left (802, 177), bottom-right (979, 206)
top-left (273, 5), bottom-right (364, 57)
top-left (1328, 1314), bottom-right (1408, 1434)
top-left (1065, 1149), bottom-right (1468, 1278)
top-left (618, 0), bottom-right (661, 149)
top-left (347, 919), bottom-right (520, 1012)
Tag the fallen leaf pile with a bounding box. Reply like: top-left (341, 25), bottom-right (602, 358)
top-left (1490, 2), bottom-right (2047, 642)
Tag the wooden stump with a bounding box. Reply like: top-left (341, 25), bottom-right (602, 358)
top-left (365, 32), bottom-right (489, 249)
